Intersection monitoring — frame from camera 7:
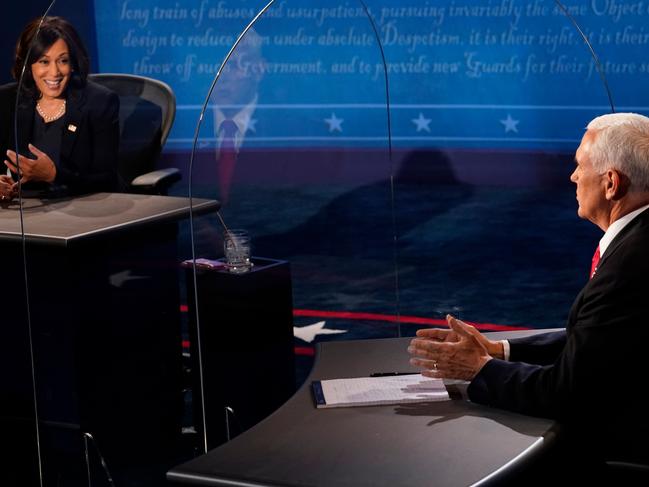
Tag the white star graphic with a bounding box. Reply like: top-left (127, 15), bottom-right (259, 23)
top-left (500, 114), bottom-right (520, 133)
top-left (244, 118), bottom-right (257, 133)
top-left (109, 270), bottom-right (149, 288)
top-left (412, 112), bottom-right (432, 133)
top-left (293, 321), bottom-right (347, 343)
top-left (324, 113), bottom-right (344, 133)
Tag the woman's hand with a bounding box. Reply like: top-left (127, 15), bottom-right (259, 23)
top-left (5, 143), bottom-right (57, 184)
top-left (0, 175), bottom-right (17, 201)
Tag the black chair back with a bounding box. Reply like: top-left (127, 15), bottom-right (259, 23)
top-left (89, 73), bottom-right (176, 187)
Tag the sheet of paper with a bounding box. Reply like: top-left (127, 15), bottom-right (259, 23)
top-left (316, 374), bottom-right (449, 408)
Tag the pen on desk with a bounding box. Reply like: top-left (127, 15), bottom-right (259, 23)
top-left (370, 372), bottom-right (419, 377)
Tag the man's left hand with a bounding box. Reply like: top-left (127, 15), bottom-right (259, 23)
top-left (408, 315), bottom-right (493, 381)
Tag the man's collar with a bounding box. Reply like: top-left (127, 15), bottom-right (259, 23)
top-left (599, 203), bottom-right (649, 256)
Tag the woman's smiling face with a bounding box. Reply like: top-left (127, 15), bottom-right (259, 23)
top-left (31, 38), bottom-right (71, 100)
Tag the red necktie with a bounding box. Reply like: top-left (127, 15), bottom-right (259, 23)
top-left (590, 245), bottom-right (600, 279)
top-left (218, 119), bottom-right (238, 204)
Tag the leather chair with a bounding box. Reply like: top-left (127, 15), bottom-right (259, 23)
top-left (89, 73), bottom-right (181, 195)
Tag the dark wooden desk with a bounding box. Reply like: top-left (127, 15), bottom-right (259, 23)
top-left (1, 193), bottom-right (219, 486)
top-left (168, 330), bottom-right (562, 487)
top-left (0, 192), bottom-right (217, 245)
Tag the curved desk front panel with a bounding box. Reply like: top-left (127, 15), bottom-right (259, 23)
top-left (168, 331), bottom-right (561, 487)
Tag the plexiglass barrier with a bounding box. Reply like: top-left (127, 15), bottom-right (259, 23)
top-left (4, 0), bottom-right (648, 484)
top-left (5, 6), bottom-right (63, 487)
top-left (391, 0), bottom-right (620, 332)
top-left (184, 0), bottom-right (394, 452)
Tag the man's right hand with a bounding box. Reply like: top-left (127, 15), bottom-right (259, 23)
top-left (413, 316), bottom-right (505, 360)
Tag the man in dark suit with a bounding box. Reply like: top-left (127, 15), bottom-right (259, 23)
top-left (408, 112), bottom-right (649, 468)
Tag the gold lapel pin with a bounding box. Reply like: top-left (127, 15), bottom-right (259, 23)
top-left (67, 124), bottom-right (77, 132)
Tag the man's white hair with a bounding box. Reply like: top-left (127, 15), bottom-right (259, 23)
top-left (586, 112), bottom-right (649, 191)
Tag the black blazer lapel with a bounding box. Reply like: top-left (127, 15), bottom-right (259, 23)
top-left (60, 85), bottom-right (85, 162)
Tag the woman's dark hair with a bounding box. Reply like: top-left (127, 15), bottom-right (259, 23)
top-left (11, 16), bottom-right (90, 100)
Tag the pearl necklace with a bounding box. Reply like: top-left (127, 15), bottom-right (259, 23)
top-left (36, 99), bottom-right (66, 123)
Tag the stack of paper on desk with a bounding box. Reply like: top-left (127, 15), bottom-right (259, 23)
top-left (312, 374), bottom-right (450, 408)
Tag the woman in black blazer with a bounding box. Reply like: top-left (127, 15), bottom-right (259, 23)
top-left (0, 16), bottom-right (121, 200)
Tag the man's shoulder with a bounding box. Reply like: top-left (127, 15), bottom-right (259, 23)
top-left (596, 211), bottom-right (649, 279)
top-left (608, 207), bottom-right (649, 248)
top-left (635, 205), bottom-right (649, 225)
top-left (0, 83), bottom-right (18, 121)
top-left (621, 208), bottom-right (649, 245)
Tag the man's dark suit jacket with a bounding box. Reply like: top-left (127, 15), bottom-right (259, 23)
top-left (469, 207), bottom-right (649, 463)
top-left (0, 80), bottom-right (121, 195)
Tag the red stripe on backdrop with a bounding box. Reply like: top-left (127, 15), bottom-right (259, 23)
top-left (294, 346), bottom-right (316, 356)
top-left (293, 309), bottom-right (530, 332)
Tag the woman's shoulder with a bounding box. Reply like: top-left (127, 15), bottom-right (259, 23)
top-left (68, 79), bottom-right (119, 115)
top-left (73, 79), bottom-right (117, 104)
top-left (85, 79), bottom-right (117, 98)
top-left (0, 82), bottom-right (18, 99)
top-left (0, 82), bottom-right (19, 116)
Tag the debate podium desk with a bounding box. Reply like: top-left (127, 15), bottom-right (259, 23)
top-left (168, 330), bottom-right (562, 487)
top-left (186, 257), bottom-right (295, 450)
top-left (0, 192), bottom-right (219, 484)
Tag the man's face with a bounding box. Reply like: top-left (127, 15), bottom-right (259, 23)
top-left (571, 130), bottom-right (607, 226)
top-left (213, 47), bottom-right (263, 108)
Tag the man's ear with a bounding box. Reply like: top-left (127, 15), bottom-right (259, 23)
top-left (605, 169), bottom-right (630, 200)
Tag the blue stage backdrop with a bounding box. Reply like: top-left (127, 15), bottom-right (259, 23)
top-left (93, 0), bottom-right (649, 150)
